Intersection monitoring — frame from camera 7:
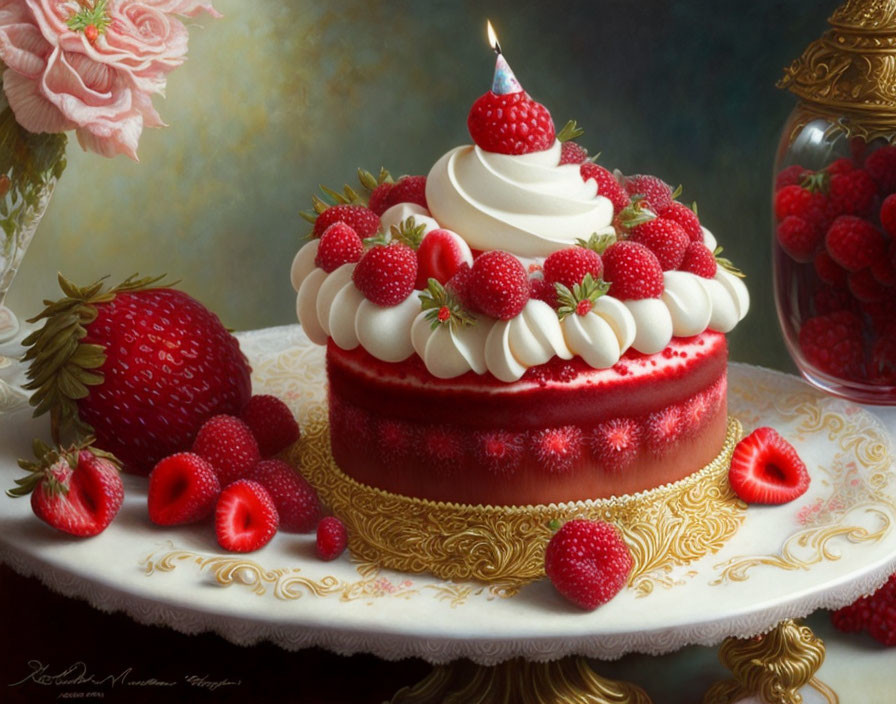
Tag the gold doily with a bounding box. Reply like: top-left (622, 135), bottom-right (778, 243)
top-left (288, 412), bottom-right (745, 590)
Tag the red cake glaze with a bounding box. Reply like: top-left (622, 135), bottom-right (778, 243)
top-left (327, 331), bottom-right (729, 506)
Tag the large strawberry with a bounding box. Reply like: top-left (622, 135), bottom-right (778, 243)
top-left (22, 275), bottom-right (252, 475)
top-left (8, 438), bottom-right (124, 537)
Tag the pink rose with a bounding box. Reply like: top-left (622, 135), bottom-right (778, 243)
top-left (0, 0), bottom-right (219, 159)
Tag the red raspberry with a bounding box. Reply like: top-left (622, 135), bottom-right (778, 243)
top-left (543, 247), bottom-right (603, 289)
top-left (645, 406), bottom-right (682, 456)
top-left (825, 158), bottom-right (854, 176)
top-left (384, 175), bottom-right (428, 211)
top-left (813, 286), bottom-right (853, 316)
top-left (831, 572), bottom-right (896, 646)
top-left (252, 459), bottom-right (320, 533)
top-left (679, 242), bottom-right (717, 278)
top-left (215, 479), bottom-right (279, 553)
top-left (475, 430), bottom-right (525, 476)
top-left (848, 268), bottom-right (890, 303)
top-left (314, 222), bottom-right (363, 273)
top-left (560, 141), bottom-right (588, 164)
top-left (774, 165), bottom-right (808, 191)
top-left (871, 255), bottom-right (896, 287)
top-left (602, 241), bottom-right (664, 300)
top-left (352, 242), bottom-right (418, 306)
top-left (367, 182), bottom-right (394, 216)
top-left (825, 215), bottom-right (886, 272)
top-left (623, 174), bottom-right (674, 212)
top-left (544, 519), bottom-right (633, 610)
top-left (467, 90), bottom-right (555, 155)
top-left (468, 250), bottom-right (530, 320)
top-left (864, 145), bottom-right (896, 195)
top-left (774, 184), bottom-right (829, 232)
top-left (316, 516), bottom-right (348, 561)
top-left (529, 277), bottom-right (557, 308)
top-left (445, 261), bottom-right (473, 309)
top-left (880, 193), bottom-right (896, 237)
top-left (589, 418), bottom-right (641, 472)
top-left (148, 452), bottom-right (220, 526)
top-left (776, 215), bottom-right (822, 262)
top-left (313, 204), bottom-right (380, 239)
top-left (581, 162), bottom-right (630, 214)
top-left (828, 169), bottom-right (876, 218)
top-left (798, 311), bottom-right (865, 379)
top-left (813, 251), bottom-right (848, 287)
top-left (658, 201), bottom-right (702, 242)
top-left (192, 415), bottom-right (261, 486)
top-left (629, 217), bottom-right (689, 270)
top-left (530, 426), bottom-right (583, 474)
top-left (240, 394), bottom-right (301, 458)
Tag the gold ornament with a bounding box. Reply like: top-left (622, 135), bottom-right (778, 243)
top-left (290, 410), bottom-right (745, 587)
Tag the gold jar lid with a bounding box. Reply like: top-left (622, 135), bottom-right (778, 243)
top-left (778, 0), bottom-right (896, 141)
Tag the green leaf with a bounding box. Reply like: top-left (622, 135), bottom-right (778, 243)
top-left (556, 120), bottom-right (584, 143)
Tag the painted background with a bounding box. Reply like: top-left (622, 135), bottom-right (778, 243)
top-left (5, 0), bottom-right (841, 372)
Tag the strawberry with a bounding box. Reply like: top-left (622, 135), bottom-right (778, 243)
top-left (8, 440), bottom-right (123, 537)
top-left (831, 572), bottom-right (896, 646)
top-left (544, 519), bottom-right (633, 610)
top-left (589, 418), bottom-right (641, 472)
top-left (776, 215), bottom-right (822, 262)
top-left (864, 145), bottom-right (896, 195)
top-left (543, 247), bottom-right (603, 289)
top-left (799, 311), bottom-right (864, 378)
top-left (367, 181), bottom-right (394, 216)
top-left (728, 427), bottom-right (810, 505)
top-left (240, 394), bottom-right (301, 458)
top-left (560, 141), bottom-right (588, 164)
top-left (416, 229), bottom-right (473, 289)
top-left (22, 275), bottom-right (251, 475)
top-left (467, 90), bottom-right (555, 155)
top-left (601, 241), bottom-right (664, 300)
top-left (312, 204), bottom-right (380, 239)
top-left (659, 201), bottom-right (702, 242)
top-left (828, 169), bottom-right (876, 218)
top-left (813, 250), bottom-right (848, 287)
top-left (215, 479), bottom-right (279, 552)
top-left (679, 242), bottom-right (717, 278)
top-left (316, 515), bottom-right (348, 561)
top-left (352, 242), bottom-right (418, 306)
top-left (468, 250), bottom-right (530, 320)
top-left (252, 459), bottom-right (320, 533)
top-left (530, 426), bottom-right (583, 474)
top-left (581, 163), bottom-right (630, 214)
top-left (384, 175), bottom-right (428, 211)
top-left (475, 430), bottom-right (525, 476)
top-left (623, 174), bottom-right (674, 212)
top-left (192, 415), bottom-right (261, 486)
top-left (825, 215), bottom-right (886, 272)
top-left (446, 261), bottom-right (473, 309)
top-left (529, 277), bottom-right (558, 308)
top-left (880, 193), bottom-right (896, 237)
top-left (629, 217), bottom-right (689, 270)
top-left (147, 452), bottom-right (220, 526)
top-left (314, 222), bottom-right (363, 273)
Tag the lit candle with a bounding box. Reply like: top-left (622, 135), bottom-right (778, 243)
top-left (486, 20), bottom-right (522, 95)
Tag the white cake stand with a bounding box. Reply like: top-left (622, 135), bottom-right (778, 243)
top-left (1, 325), bottom-right (895, 703)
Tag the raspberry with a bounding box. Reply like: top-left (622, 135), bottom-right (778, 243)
top-left (813, 250), bottom-right (848, 287)
top-left (825, 158), bottom-right (854, 176)
top-left (589, 418), bottom-right (641, 472)
top-left (602, 241), bottom-right (664, 300)
top-left (645, 406), bottom-right (682, 456)
top-left (530, 426), bottom-right (583, 474)
top-left (728, 427), bottom-right (810, 505)
top-left (865, 145), bottom-right (896, 195)
top-left (831, 572), bottom-right (896, 646)
top-left (314, 222), bottom-right (364, 273)
top-left (825, 215), bottom-right (886, 272)
top-left (880, 193), bottom-right (896, 237)
top-left (252, 459), bottom-right (320, 533)
top-left (544, 519), bottom-right (633, 610)
top-left (240, 394), bottom-right (301, 457)
top-left (313, 203), bottom-right (380, 239)
top-left (623, 174), bottom-right (674, 212)
top-left (560, 141), bottom-right (588, 164)
top-left (468, 250), bottom-right (530, 320)
top-left (581, 163), bottom-right (630, 214)
top-left (475, 430), bottom-right (524, 476)
top-left (352, 242), bottom-right (418, 306)
top-left (774, 165), bottom-right (808, 191)
top-left (658, 201), bottom-right (703, 242)
top-left (316, 516), bottom-right (348, 561)
top-left (776, 215), bottom-right (822, 263)
top-left (384, 175), bottom-right (428, 211)
top-left (679, 242), bottom-right (717, 278)
top-left (147, 452), bottom-right (221, 526)
top-left (543, 247), bottom-right (603, 289)
top-left (192, 415), bottom-right (261, 486)
top-left (813, 285), bottom-right (853, 316)
top-left (467, 90), bottom-right (555, 155)
top-left (848, 268), bottom-right (889, 303)
top-left (774, 184), bottom-right (829, 233)
top-left (799, 311), bottom-right (865, 379)
top-left (828, 169), bottom-right (876, 218)
top-left (629, 217), bottom-right (689, 270)
top-left (871, 254), bottom-right (896, 287)
top-left (215, 479), bottom-right (279, 553)
top-left (529, 277), bottom-right (557, 308)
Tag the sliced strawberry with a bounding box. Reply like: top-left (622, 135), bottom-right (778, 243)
top-left (728, 427), bottom-right (810, 505)
top-left (148, 452), bottom-right (220, 525)
top-left (415, 229), bottom-right (473, 289)
top-left (215, 479), bottom-right (279, 552)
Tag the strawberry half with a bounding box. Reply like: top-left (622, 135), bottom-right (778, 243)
top-left (415, 229), bottom-right (473, 289)
top-left (728, 427), bottom-right (810, 505)
top-left (147, 452), bottom-right (220, 526)
top-left (215, 479), bottom-right (279, 552)
top-left (8, 439), bottom-right (124, 537)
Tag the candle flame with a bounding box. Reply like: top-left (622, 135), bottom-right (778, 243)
top-left (486, 19), bottom-right (501, 55)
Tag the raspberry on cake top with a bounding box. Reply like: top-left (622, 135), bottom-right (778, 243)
top-left (290, 36), bottom-right (749, 383)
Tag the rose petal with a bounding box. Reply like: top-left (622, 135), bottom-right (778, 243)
top-left (2, 66), bottom-right (75, 133)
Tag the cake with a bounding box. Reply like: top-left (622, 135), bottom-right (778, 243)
top-left (288, 41), bottom-right (749, 585)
